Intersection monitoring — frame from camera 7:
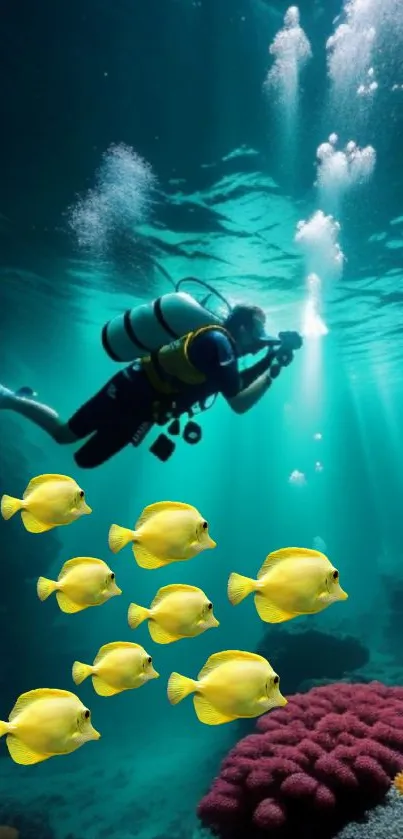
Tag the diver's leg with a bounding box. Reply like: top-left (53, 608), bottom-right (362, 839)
top-left (0, 386), bottom-right (76, 443)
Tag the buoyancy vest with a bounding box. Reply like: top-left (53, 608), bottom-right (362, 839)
top-left (141, 325), bottom-right (235, 395)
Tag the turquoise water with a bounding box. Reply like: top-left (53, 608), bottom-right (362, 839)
top-left (2, 1), bottom-right (403, 837)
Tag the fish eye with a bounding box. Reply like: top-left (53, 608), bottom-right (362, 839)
top-left (332, 570), bottom-right (339, 580)
top-left (273, 675), bottom-right (279, 685)
top-left (110, 572), bottom-right (115, 580)
top-left (202, 521), bottom-right (208, 530)
top-left (84, 709), bottom-right (90, 720)
top-left (79, 490), bottom-right (85, 498)
top-left (147, 656), bottom-right (152, 664)
top-left (207, 602), bottom-right (213, 610)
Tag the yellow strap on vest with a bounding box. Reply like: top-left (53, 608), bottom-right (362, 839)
top-left (142, 324), bottom-right (234, 395)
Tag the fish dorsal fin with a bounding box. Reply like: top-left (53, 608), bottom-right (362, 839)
top-left (136, 501), bottom-right (197, 529)
top-left (198, 650), bottom-right (265, 680)
top-left (257, 547), bottom-right (327, 579)
top-left (9, 688), bottom-right (73, 721)
top-left (94, 641), bottom-right (142, 665)
top-left (23, 474), bottom-right (74, 498)
top-left (59, 557), bottom-right (105, 579)
top-left (151, 583), bottom-right (202, 608)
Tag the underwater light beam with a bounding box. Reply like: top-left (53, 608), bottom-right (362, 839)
top-left (264, 7), bottom-right (312, 151)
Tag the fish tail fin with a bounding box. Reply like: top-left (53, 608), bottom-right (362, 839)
top-left (36, 576), bottom-right (58, 601)
top-left (108, 524), bottom-right (135, 554)
top-left (127, 602), bottom-right (150, 630)
top-left (0, 720), bottom-right (10, 738)
top-left (227, 572), bottom-right (256, 605)
top-left (1, 494), bottom-right (23, 520)
top-left (167, 672), bottom-right (197, 705)
top-left (72, 661), bottom-right (93, 685)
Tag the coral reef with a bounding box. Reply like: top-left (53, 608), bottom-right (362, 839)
top-left (198, 681), bottom-right (403, 839)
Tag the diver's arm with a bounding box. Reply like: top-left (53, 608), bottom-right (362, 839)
top-left (238, 349), bottom-right (276, 390)
top-left (225, 372), bottom-right (271, 414)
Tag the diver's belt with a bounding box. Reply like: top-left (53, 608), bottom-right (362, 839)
top-left (141, 325), bottom-right (234, 395)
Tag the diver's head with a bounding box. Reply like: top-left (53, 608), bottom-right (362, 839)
top-left (224, 304), bottom-right (267, 355)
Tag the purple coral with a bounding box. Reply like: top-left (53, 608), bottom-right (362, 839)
top-left (198, 681), bottom-right (403, 838)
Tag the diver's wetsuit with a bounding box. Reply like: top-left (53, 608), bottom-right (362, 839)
top-left (68, 328), bottom-right (241, 468)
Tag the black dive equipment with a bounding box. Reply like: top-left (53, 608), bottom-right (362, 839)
top-left (142, 328), bottom-right (303, 463)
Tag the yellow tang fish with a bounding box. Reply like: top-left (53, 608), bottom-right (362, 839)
top-left (108, 500), bottom-right (216, 570)
top-left (37, 557), bottom-right (122, 614)
top-left (127, 583), bottom-right (220, 644)
top-left (0, 688), bottom-right (100, 765)
top-left (72, 641), bottom-right (159, 696)
top-left (227, 547), bottom-right (348, 623)
top-left (167, 650), bottom-right (286, 725)
top-left (0, 474), bottom-right (92, 533)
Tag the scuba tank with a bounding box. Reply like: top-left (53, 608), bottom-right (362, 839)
top-left (102, 290), bottom-right (224, 362)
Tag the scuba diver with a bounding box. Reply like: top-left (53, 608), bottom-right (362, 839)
top-left (0, 281), bottom-right (302, 467)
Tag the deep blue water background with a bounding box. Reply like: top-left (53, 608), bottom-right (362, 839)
top-left (1, 1), bottom-right (403, 837)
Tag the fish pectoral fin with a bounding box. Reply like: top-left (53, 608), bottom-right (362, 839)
top-left (254, 593), bottom-right (296, 623)
top-left (6, 735), bottom-right (49, 765)
top-left (133, 544), bottom-right (169, 570)
top-left (193, 695), bottom-right (236, 726)
top-left (56, 591), bottom-right (87, 614)
top-left (148, 620), bottom-right (182, 645)
top-left (21, 510), bottom-right (54, 533)
top-left (92, 676), bottom-right (122, 697)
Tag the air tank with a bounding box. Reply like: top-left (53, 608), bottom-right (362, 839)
top-left (101, 291), bottom-right (223, 362)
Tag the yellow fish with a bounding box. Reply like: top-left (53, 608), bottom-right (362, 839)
top-left (108, 500), bottom-right (216, 570)
top-left (0, 688), bottom-right (100, 765)
top-left (127, 583), bottom-right (220, 644)
top-left (72, 641), bottom-right (159, 696)
top-left (167, 650), bottom-right (286, 725)
top-left (0, 473), bottom-right (92, 533)
top-left (227, 547), bottom-right (348, 623)
top-left (37, 557), bottom-right (122, 614)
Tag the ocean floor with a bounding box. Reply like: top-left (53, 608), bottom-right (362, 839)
top-left (0, 728), bottom-right (217, 839)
